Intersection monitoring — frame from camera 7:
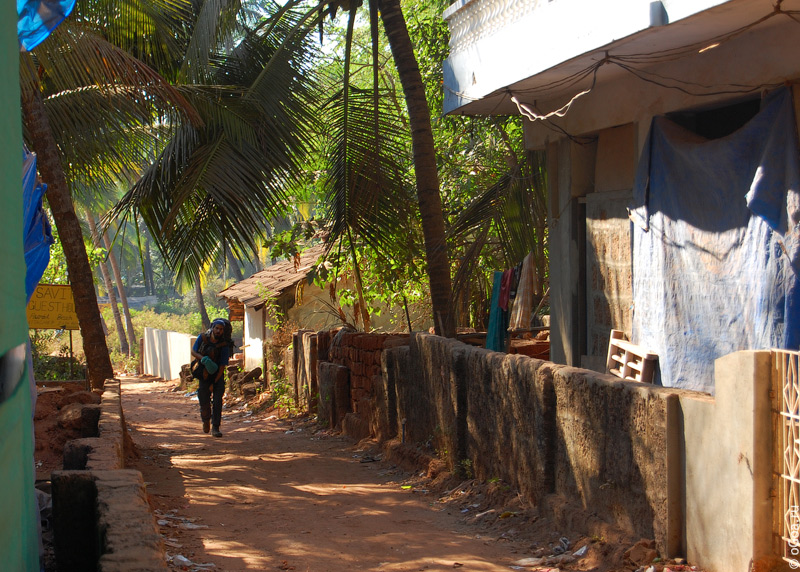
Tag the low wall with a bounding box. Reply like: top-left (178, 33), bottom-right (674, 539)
top-left (394, 333), bottom-right (681, 552)
top-left (142, 327), bottom-right (194, 380)
top-left (53, 379), bottom-right (167, 571)
top-left (64, 379), bottom-right (126, 470)
top-left (298, 330), bottom-right (779, 571)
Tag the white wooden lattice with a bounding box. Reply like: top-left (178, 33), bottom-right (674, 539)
top-left (776, 350), bottom-right (800, 566)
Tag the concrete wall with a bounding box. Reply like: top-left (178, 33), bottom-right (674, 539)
top-left (680, 350), bottom-right (775, 572)
top-left (442, 0), bottom-right (730, 113)
top-left (54, 379), bottom-right (167, 570)
top-left (142, 328), bottom-right (194, 381)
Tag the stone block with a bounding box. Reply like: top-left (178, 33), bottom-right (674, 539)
top-left (342, 412), bottom-right (370, 440)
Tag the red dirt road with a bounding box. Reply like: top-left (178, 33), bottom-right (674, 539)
top-left (123, 377), bottom-right (540, 572)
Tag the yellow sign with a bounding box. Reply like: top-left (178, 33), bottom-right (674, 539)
top-left (27, 284), bottom-right (80, 330)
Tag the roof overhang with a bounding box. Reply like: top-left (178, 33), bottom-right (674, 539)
top-left (217, 244), bottom-right (327, 310)
top-left (442, 0), bottom-right (796, 116)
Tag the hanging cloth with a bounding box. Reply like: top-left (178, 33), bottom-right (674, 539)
top-left (629, 86), bottom-right (800, 394)
top-left (17, 0), bottom-right (76, 51)
top-left (22, 149), bottom-right (53, 304)
top-left (498, 268), bottom-right (514, 311)
top-left (509, 252), bottom-right (535, 330)
top-left (486, 271), bottom-right (509, 351)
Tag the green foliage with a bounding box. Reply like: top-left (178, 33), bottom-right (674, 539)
top-left (29, 330), bottom-right (84, 381)
top-left (267, 376), bottom-right (301, 416)
top-left (263, 221), bottom-right (320, 262)
top-left (458, 458), bottom-right (474, 479)
top-left (39, 213), bottom-right (106, 286)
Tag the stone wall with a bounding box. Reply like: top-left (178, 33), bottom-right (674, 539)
top-left (318, 330), bottom-right (409, 440)
top-left (294, 331), bottom-right (777, 568)
top-left (388, 334), bottom-right (682, 552)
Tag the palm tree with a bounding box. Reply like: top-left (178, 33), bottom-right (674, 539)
top-left (20, 4), bottom-right (202, 389)
top-left (302, 0), bottom-right (455, 336)
top-left (109, 2), bottom-right (320, 291)
top-left (101, 228), bottom-right (138, 353)
top-left (22, 1), bottom-right (320, 389)
top-left (448, 149), bottom-right (549, 328)
top-left (86, 211), bottom-right (129, 355)
top-left (378, 0), bottom-right (454, 337)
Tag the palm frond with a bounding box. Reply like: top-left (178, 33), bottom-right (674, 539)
top-left (179, 0), bottom-right (243, 83)
top-left (108, 4), bottom-right (322, 282)
top-left (320, 87), bottom-right (415, 253)
top-left (23, 22), bottom-right (201, 126)
top-left (448, 150), bottom-right (548, 303)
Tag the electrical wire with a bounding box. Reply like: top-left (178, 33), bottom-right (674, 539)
top-left (510, 66), bottom-right (599, 122)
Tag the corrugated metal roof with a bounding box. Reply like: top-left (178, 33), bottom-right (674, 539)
top-left (217, 244), bottom-right (327, 309)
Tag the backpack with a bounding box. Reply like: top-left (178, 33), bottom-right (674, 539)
top-left (192, 332), bottom-right (229, 380)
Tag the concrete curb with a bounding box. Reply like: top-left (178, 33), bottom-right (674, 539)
top-left (53, 378), bottom-right (167, 571)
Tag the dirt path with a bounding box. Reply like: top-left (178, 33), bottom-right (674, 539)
top-left (123, 377), bottom-right (542, 572)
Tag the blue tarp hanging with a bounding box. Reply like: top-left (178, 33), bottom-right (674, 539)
top-left (22, 149), bottom-right (53, 304)
top-left (629, 87), bottom-right (800, 394)
top-left (17, 0), bottom-right (75, 51)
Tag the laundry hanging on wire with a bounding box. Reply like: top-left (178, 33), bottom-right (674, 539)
top-left (485, 252), bottom-right (539, 352)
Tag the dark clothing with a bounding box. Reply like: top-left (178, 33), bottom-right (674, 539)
top-left (192, 334), bottom-right (230, 379)
top-left (192, 332), bottom-right (230, 429)
top-left (198, 375), bottom-right (225, 428)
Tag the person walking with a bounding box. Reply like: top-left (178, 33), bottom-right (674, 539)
top-left (191, 318), bottom-right (232, 437)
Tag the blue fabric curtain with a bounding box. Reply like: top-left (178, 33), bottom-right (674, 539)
top-left (17, 0), bottom-right (75, 51)
top-left (23, 149), bottom-right (53, 304)
top-left (629, 87), bottom-right (800, 394)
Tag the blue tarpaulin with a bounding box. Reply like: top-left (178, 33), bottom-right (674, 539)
top-left (629, 87), bottom-right (800, 394)
top-left (22, 149), bottom-right (53, 304)
top-left (17, 0), bottom-right (75, 51)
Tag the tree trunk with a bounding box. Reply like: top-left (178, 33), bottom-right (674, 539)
top-left (195, 275), bottom-right (211, 331)
top-left (22, 86), bottom-right (114, 389)
top-left (379, 0), bottom-right (455, 337)
top-left (226, 248), bottom-right (244, 281)
top-left (102, 230), bottom-right (137, 352)
top-left (144, 234), bottom-right (156, 295)
top-left (86, 212), bottom-right (129, 355)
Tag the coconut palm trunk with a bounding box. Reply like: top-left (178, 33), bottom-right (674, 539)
top-left (144, 234), bottom-right (156, 296)
top-left (195, 275), bottom-right (211, 331)
top-left (22, 87), bottom-right (114, 390)
top-left (378, 0), bottom-right (455, 337)
top-left (102, 231), bottom-right (137, 352)
top-left (86, 212), bottom-right (128, 355)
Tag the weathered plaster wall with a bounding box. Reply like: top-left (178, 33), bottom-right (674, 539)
top-left (549, 139), bottom-right (595, 366)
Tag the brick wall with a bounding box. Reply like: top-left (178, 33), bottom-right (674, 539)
top-left (323, 331), bottom-right (409, 438)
